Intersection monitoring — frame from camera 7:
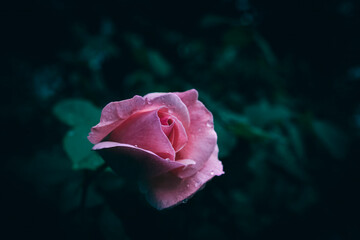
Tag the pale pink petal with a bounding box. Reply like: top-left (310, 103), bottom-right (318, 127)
top-left (88, 96), bottom-right (146, 144)
top-left (173, 91), bottom-right (218, 178)
top-left (146, 89), bottom-right (198, 109)
top-left (175, 159), bottom-right (196, 167)
top-left (146, 89), bottom-right (217, 178)
top-left (158, 109), bottom-right (188, 152)
top-left (174, 89), bottom-right (199, 107)
top-left (143, 92), bottom-right (164, 99)
top-left (170, 118), bottom-right (188, 152)
top-left (144, 93), bottom-right (190, 128)
top-left (161, 123), bottom-right (173, 137)
top-left (108, 110), bottom-right (175, 160)
top-left (93, 141), bottom-right (187, 178)
top-left (145, 145), bottom-right (224, 210)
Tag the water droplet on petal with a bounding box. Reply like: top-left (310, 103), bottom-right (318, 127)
top-left (186, 184), bottom-right (190, 188)
top-left (168, 109), bottom-right (173, 114)
top-left (210, 171), bottom-right (215, 175)
top-left (206, 121), bottom-right (213, 127)
top-left (134, 144), bottom-right (138, 147)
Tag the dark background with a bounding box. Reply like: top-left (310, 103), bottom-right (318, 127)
top-left (2, 0), bottom-right (360, 239)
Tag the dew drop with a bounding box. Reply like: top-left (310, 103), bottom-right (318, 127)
top-left (134, 144), bottom-right (138, 147)
top-left (168, 109), bottom-right (173, 114)
top-left (210, 171), bottom-right (215, 176)
top-left (182, 199), bottom-right (189, 204)
top-left (186, 184), bottom-right (190, 188)
top-left (206, 121), bottom-right (213, 127)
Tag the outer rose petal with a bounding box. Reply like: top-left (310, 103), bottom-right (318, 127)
top-left (174, 89), bottom-right (218, 178)
top-left (145, 145), bottom-right (224, 210)
top-left (174, 89), bottom-right (199, 107)
top-left (88, 96), bottom-right (146, 144)
top-left (108, 109), bottom-right (175, 160)
top-left (93, 141), bottom-right (194, 178)
top-left (88, 93), bottom-right (190, 144)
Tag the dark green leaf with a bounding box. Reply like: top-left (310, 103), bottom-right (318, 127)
top-left (214, 120), bottom-right (237, 158)
top-left (244, 100), bottom-right (292, 128)
top-left (147, 50), bottom-right (172, 77)
top-left (283, 121), bottom-right (305, 160)
top-left (63, 126), bottom-right (104, 170)
top-left (53, 99), bottom-right (101, 127)
top-left (312, 120), bottom-right (349, 159)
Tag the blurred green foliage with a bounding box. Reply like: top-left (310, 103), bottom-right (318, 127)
top-left (5, 0), bottom-right (360, 239)
top-left (53, 99), bottom-right (104, 170)
top-left (43, 16), bottom-right (353, 239)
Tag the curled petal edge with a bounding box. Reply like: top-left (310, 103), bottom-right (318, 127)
top-left (93, 141), bottom-right (194, 178)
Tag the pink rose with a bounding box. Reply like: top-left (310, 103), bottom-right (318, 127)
top-left (88, 89), bottom-right (224, 209)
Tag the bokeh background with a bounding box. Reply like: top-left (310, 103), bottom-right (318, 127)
top-left (2, 0), bottom-right (360, 239)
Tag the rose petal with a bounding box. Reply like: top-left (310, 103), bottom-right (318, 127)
top-left (88, 93), bottom-right (191, 145)
top-left (174, 89), bottom-right (199, 108)
top-left (174, 90), bottom-right (218, 178)
top-left (158, 109), bottom-right (188, 152)
top-left (88, 96), bottom-right (146, 144)
top-left (108, 110), bottom-right (175, 160)
top-left (145, 145), bottom-right (224, 210)
top-left (170, 117), bottom-right (188, 152)
top-left (144, 93), bottom-right (190, 128)
top-left (145, 89), bottom-right (217, 176)
top-left (93, 141), bottom-right (188, 178)
top-left (175, 159), bottom-right (196, 167)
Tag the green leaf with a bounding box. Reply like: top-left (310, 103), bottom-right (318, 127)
top-left (222, 111), bottom-right (270, 140)
top-left (283, 121), bottom-right (305, 160)
top-left (230, 121), bottom-right (270, 140)
top-left (273, 136), bottom-right (307, 181)
top-left (244, 100), bottom-right (292, 128)
top-left (253, 31), bottom-right (277, 66)
top-left (147, 50), bottom-right (172, 77)
top-left (247, 149), bottom-right (267, 176)
top-left (53, 99), bottom-right (101, 127)
top-left (214, 120), bottom-right (237, 158)
top-left (312, 120), bottom-right (349, 159)
top-left (64, 126), bottom-right (104, 170)
top-left (215, 46), bottom-right (238, 70)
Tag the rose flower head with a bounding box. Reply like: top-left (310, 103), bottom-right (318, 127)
top-left (88, 89), bottom-right (224, 210)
